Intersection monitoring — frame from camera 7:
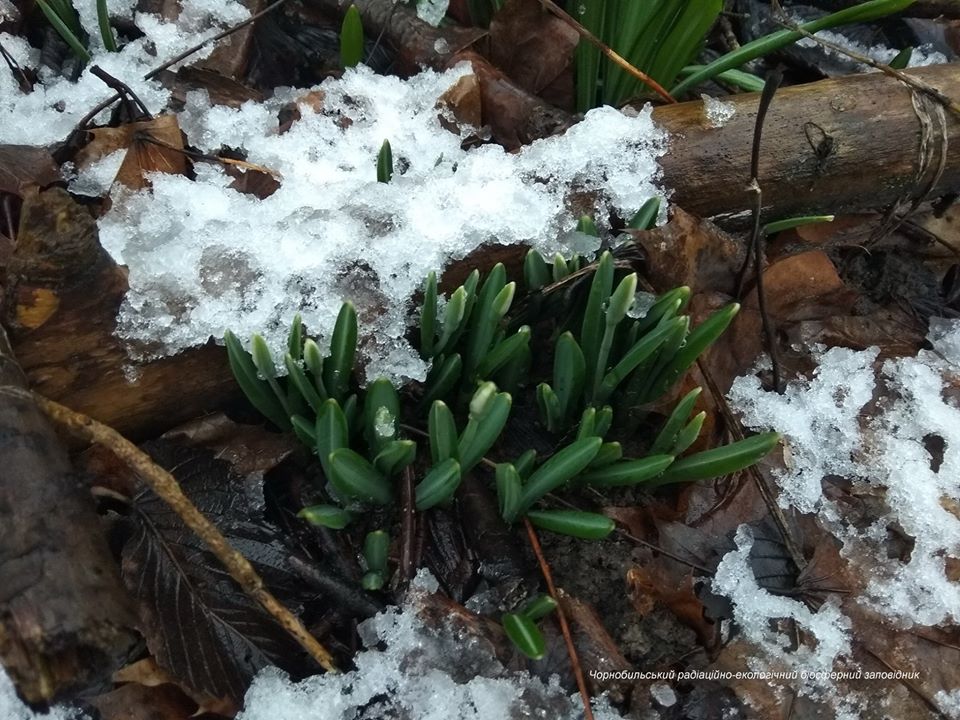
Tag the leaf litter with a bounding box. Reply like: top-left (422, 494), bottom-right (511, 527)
top-left (2, 1), bottom-right (960, 719)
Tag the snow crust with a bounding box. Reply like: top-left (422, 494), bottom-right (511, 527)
top-left (700, 94), bottom-right (736, 128)
top-left (713, 526), bottom-right (852, 684)
top-left (238, 571), bottom-right (623, 720)
top-left (797, 27), bottom-right (948, 69)
top-left (98, 65), bottom-right (666, 381)
top-left (0, 2), bottom-right (249, 145)
top-left (728, 320), bottom-right (960, 629)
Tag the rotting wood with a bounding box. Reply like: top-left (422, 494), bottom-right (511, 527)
top-left (0, 323), bottom-right (139, 705)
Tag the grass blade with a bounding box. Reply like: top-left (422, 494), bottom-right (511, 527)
top-left (224, 330), bottom-right (290, 430)
top-left (364, 377), bottom-right (400, 454)
top-left (323, 302), bottom-right (357, 402)
top-left (580, 454), bottom-right (674, 487)
top-left (415, 458), bottom-right (461, 510)
top-left (503, 613), bottom-right (545, 660)
top-left (518, 436), bottom-right (602, 514)
top-left (553, 332), bottom-right (586, 422)
top-left (373, 439), bottom-right (417, 476)
top-left (650, 386), bottom-right (702, 455)
top-left (652, 432), bottom-right (781, 486)
top-left (328, 448), bottom-right (393, 505)
top-left (671, 0), bottom-right (916, 96)
top-left (526, 509), bottom-right (614, 540)
top-left (340, 4), bottom-right (364, 68)
top-left (496, 462), bottom-right (523, 522)
top-left (315, 399), bottom-right (348, 480)
top-left (96, 0), bottom-right (118, 51)
top-left (420, 271), bottom-right (437, 358)
top-left (377, 139), bottom-right (393, 183)
top-left (284, 353), bottom-right (324, 413)
top-left (458, 391), bottom-right (511, 473)
top-left (429, 400), bottom-right (459, 464)
top-left (298, 504), bottom-right (353, 529)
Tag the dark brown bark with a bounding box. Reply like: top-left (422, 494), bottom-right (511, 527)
top-left (653, 63), bottom-right (960, 222)
top-left (0, 323), bottom-right (138, 705)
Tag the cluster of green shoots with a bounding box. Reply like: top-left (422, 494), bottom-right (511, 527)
top-left (225, 204), bottom-right (781, 655)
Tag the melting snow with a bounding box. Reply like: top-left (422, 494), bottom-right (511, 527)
top-left (700, 94), bottom-right (736, 128)
top-left (0, 669), bottom-right (85, 720)
top-left (3, 1), bottom-right (669, 383)
top-left (727, 318), bottom-right (960, 628)
top-left (238, 571), bottom-right (623, 720)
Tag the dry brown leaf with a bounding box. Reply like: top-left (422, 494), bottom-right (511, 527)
top-left (488, 0), bottom-right (577, 108)
top-left (438, 73), bottom-right (482, 130)
top-left (113, 657), bottom-right (237, 716)
top-left (114, 114), bottom-right (188, 190)
top-left (627, 208), bottom-right (745, 296)
top-left (0, 145), bottom-right (61, 197)
top-left (90, 682), bottom-right (200, 720)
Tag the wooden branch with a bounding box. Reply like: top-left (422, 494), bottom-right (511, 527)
top-left (0, 324), bottom-right (138, 705)
top-left (655, 61), bottom-right (960, 222)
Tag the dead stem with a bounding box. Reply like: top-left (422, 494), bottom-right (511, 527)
top-left (536, 0), bottom-right (677, 104)
top-left (523, 517), bottom-right (594, 720)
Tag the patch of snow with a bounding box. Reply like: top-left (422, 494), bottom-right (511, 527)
top-left (728, 333), bottom-right (960, 628)
top-left (928, 317), bottom-right (960, 364)
top-left (0, 3), bottom-right (245, 145)
top-left (417, 0), bottom-right (450, 27)
top-left (66, 149), bottom-right (126, 197)
top-left (936, 689), bottom-right (960, 720)
top-left (713, 526), bottom-right (852, 697)
top-left (237, 571), bottom-right (624, 720)
top-left (700, 94), bottom-right (736, 128)
top-left (98, 64), bottom-right (666, 383)
top-left (0, 0), bottom-right (18, 21)
top-left (0, 668), bottom-right (86, 720)
top-left (796, 26), bottom-right (948, 69)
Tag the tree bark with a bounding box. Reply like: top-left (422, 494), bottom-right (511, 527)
top-left (0, 323), bottom-right (138, 705)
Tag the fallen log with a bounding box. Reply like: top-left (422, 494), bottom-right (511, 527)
top-left (0, 323), bottom-right (138, 705)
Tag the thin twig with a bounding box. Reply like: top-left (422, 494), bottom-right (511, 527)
top-left (523, 518), bottom-right (594, 720)
top-left (89, 65), bottom-right (152, 119)
top-left (2, 388), bottom-right (339, 674)
top-left (535, 0), bottom-right (677, 104)
top-left (136, 133), bottom-right (282, 177)
top-left (398, 464), bottom-right (417, 585)
top-left (73, 0), bottom-right (289, 131)
top-left (695, 356), bottom-right (807, 573)
top-left (736, 68), bottom-right (784, 392)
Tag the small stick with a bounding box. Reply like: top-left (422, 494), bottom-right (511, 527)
top-left (735, 68), bottom-right (784, 393)
top-left (523, 518), bottom-right (594, 720)
top-left (74, 0), bottom-right (290, 130)
top-left (0, 38), bottom-right (33, 92)
top-left (398, 464), bottom-right (417, 584)
top-left (6, 388), bottom-right (340, 674)
top-left (536, 0), bottom-right (677, 104)
top-left (90, 65), bottom-right (152, 118)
